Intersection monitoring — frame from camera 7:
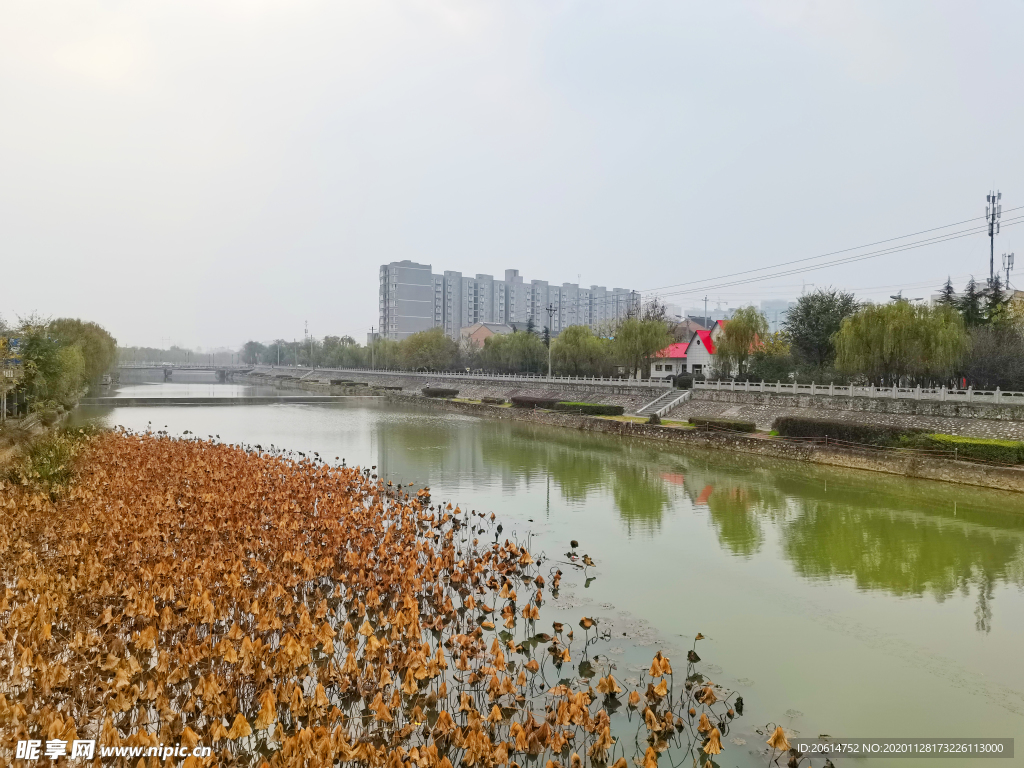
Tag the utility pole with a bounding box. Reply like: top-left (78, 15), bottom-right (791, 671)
top-left (987, 190), bottom-right (1002, 284)
top-left (703, 296), bottom-right (708, 326)
top-left (1004, 252), bottom-right (1015, 289)
top-left (370, 327), bottom-right (375, 370)
top-left (294, 339), bottom-right (298, 367)
top-left (545, 304), bottom-right (555, 379)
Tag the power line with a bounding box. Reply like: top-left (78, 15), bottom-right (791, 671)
top-left (648, 216), bottom-right (1024, 300)
top-left (528, 206), bottom-right (1024, 316)
top-left (639, 205), bottom-right (1024, 295)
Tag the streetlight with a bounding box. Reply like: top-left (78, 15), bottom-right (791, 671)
top-left (545, 304), bottom-right (555, 379)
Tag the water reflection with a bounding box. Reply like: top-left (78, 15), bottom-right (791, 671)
top-left (376, 419), bottom-right (674, 530)
top-left (373, 411), bottom-right (1024, 628)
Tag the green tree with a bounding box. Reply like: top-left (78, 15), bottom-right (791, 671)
top-left (962, 325), bottom-right (1024, 390)
top-left (612, 318), bottom-right (672, 379)
top-left (479, 330), bottom-right (547, 373)
top-left (368, 337), bottom-right (401, 368)
top-left (48, 318), bottom-right (117, 385)
top-left (16, 316), bottom-right (109, 408)
top-left (834, 302), bottom-right (969, 385)
top-left (958, 277), bottom-right (985, 328)
top-left (551, 325), bottom-right (609, 375)
top-left (746, 331), bottom-right (794, 381)
top-left (936, 277), bottom-right (957, 308)
top-left (783, 288), bottom-right (858, 369)
top-left (399, 327), bottom-right (457, 370)
top-left (240, 340), bottom-right (266, 365)
top-left (716, 306), bottom-right (768, 377)
top-left (985, 275), bottom-right (1009, 325)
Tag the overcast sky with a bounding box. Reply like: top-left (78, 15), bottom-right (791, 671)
top-left (3, 1), bottom-right (1022, 349)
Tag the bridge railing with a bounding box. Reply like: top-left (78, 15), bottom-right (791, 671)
top-left (118, 363), bottom-right (253, 369)
top-left (693, 379), bottom-right (1024, 404)
top-left (252, 366), bottom-right (671, 388)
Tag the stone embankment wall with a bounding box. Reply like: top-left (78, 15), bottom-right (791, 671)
top-left (229, 370), bottom-right (1024, 493)
top-left (666, 390), bottom-right (1024, 439)
top-left (397, 394), bottom-right (1024, 494)
top-left (239, 367), bottom-right (667, 414)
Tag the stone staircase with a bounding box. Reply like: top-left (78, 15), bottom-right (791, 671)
top-left (635, 389), bottom-right (690, 417)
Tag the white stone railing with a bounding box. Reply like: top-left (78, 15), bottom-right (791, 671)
top-left (269, 367), bottom-right (672, 388)
top-left (655, 389), bottom-right (691, 418)
top-left (693, 380), bottom-right (1024, 404)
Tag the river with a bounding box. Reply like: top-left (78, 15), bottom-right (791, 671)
top-left (74, 380), bottom-right (1024, 765)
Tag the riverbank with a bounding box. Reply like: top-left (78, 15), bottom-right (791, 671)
top-left (226, 369), bottom-right (1024, 493)
top-left (391, 393), bottom-right (1024, 494)
top-left (234, 366), bottom-right (669, 414)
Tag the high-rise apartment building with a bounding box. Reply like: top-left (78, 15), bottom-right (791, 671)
top-left (378, 261), bottom-right (639, 341)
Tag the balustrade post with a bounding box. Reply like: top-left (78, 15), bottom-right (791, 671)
top-left (941, 385), bottom-right (946, 402)
top-left (829, 382), bottom-right (834, 397)
top-left (968, 386), bottom-right (973, 403)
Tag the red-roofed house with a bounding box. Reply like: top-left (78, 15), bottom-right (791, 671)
top-left (650, 342), bottom-right (687, 379)
top-left (684, 321), bottom-right (728, 376)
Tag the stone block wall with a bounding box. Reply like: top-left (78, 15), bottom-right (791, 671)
top-left (665, 390), bottom-right (1024, 439)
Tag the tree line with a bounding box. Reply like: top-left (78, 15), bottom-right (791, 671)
top-left (227, 275), bottom-right (1022, 388)
top-left (235, 309), bottom-right (676, 378)
top-left (2, 314), bottom-right (118, 411)
top-left (719, 276), bottom-right (1023, 389)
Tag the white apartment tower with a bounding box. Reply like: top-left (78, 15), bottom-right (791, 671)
top-left (378, 261), bottom-right (639, 341)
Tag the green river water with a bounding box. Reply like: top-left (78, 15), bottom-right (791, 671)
top-left (74, 382), bottom-right (1024, 766)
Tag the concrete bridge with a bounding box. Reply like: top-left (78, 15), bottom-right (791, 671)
top-left (117, 363), bottom-right (253, 381)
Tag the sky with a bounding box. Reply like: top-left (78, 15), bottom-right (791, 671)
top-left (2, 0), bottom-right (1023, 349)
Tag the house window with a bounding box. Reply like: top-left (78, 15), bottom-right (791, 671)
top-left (692, 364), bottom-right (703, 375)
top-left (655, 364), bottom-right (662, 371)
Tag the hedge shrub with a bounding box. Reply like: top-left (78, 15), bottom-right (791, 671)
top-left (422, 387), bottom-right (459, 398)
top-left (552, 402), bottom-right (624, 416)
top-left (510, 396), bottom-right (560, 408)
top-left (912, 434), bottom-right (1024, 464)
top-left (689, 417), bottom-right (757, 433)
top-left (673, 374), bottom-right (694, 390)
top-left (771, 416), bottom-right (923, 446)
top-left (481, 397), bottom-right (506, 405)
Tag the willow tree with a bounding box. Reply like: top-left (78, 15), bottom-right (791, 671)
top-left (399, 327), bottom-right (458, 370)
top-left (834, 302), bottom-right (968, 385)
top-left (613, 318), bottom-right (672, 379)
top-left (716, 306), bottom-right (768, 377)
top-left (479, 330), bottom-right (547, 373)
top-left (551, 325), bottom-right (611, 376)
